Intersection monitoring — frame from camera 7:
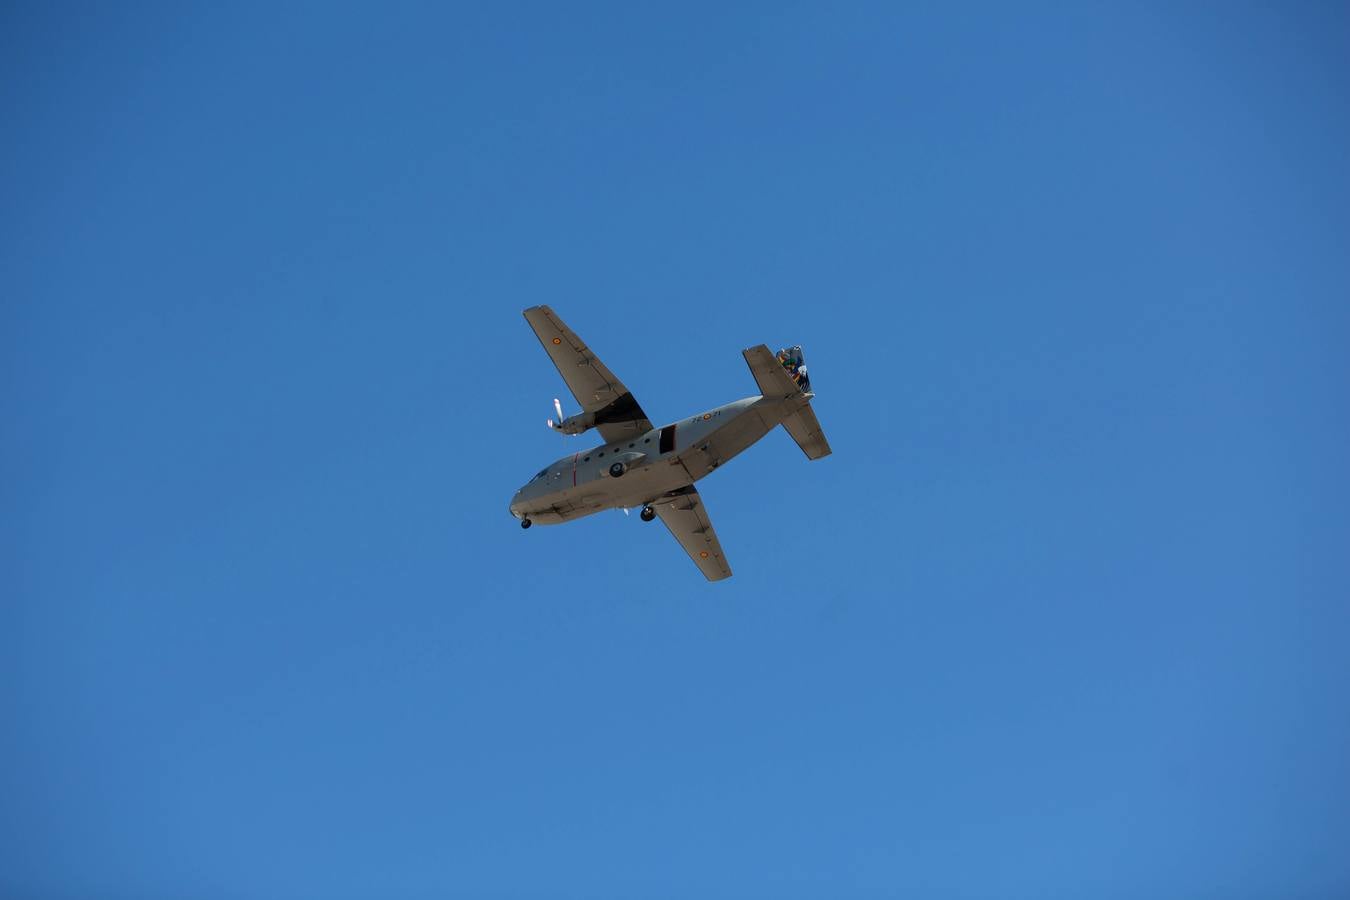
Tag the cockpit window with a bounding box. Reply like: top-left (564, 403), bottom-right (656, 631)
top-left (531, 468), bottom-right (548, 481)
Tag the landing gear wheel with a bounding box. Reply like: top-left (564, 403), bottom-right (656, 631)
top-left (639, 506), bottom-right (656, 522)
top-left (520, 518), bottom-right (532, 529)
top-left (609, 462), bottom-right (626, 478)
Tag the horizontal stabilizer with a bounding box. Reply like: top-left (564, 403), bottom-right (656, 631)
top-left (781, 404), bottom-right (832, 460)
top-left (744, 344), bottom-right (831, 460)
top-left (743, 345), bottom-right (799, 399)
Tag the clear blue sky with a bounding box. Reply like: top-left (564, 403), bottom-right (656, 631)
top-left (4, 4), bottom-right (1349, 898)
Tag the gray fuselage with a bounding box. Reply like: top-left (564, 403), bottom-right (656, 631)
top-left (508, 392), bottom-right (807, 524)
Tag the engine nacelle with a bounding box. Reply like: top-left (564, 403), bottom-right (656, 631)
top-left (554, 411), bottom-right (597, 435)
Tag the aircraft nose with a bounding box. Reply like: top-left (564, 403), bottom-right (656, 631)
top-left (508, 490), bottom-right (524, 519)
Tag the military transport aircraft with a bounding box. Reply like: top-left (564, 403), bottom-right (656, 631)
top-left (509, 306), bottom-right (831, 581)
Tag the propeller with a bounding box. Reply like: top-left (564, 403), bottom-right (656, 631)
top-left (546, 397), bottom-right (565, 432)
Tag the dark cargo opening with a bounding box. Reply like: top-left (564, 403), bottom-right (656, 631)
top-left (659, 424), bottom-right (676, 454)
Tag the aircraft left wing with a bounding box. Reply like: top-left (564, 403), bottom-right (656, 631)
top-left (523, 305), bottom-right (654, 442)
top-left (653, 486), bottom-right (733, 582)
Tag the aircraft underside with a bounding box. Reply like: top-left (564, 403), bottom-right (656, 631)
top-left (518, 394), bottom-right (796, 525)
top-left (511, 305), bottom-right (830, 580)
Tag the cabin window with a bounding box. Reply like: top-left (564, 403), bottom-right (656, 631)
top-left (598, 451), bottom-right (605, 457)
top-left (583, 456), bottom-right (590, 462)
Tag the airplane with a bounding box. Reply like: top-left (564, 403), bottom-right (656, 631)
top-left (508, 306), bottom-right (832, 581)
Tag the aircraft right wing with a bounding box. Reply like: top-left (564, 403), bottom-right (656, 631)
top-left (653, 486), bottom-right (733, 582)
top-left (522, 305), bottom-right (653, 442)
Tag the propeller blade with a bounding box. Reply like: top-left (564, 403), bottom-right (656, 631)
top-left (553, 398), bottom-right (564, 424)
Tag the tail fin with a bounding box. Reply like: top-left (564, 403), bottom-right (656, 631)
top-left (742, 344), bottom-right (832, 460)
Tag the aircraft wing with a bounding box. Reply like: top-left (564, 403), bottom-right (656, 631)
top-left (522, 305), bottom-right (654, 442)
top-left (653, 486), bottom-right (733, 582)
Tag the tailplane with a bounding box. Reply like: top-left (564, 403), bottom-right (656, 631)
top-left (742, 344), bottom-right (832, 460)
top-left (781, 403), bottom-right (831, 460)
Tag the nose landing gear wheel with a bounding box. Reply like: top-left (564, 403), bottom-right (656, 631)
top-left (639, 506), bottom-right (656, 522)
top-left (520, 518), bottom-right (532, 529)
